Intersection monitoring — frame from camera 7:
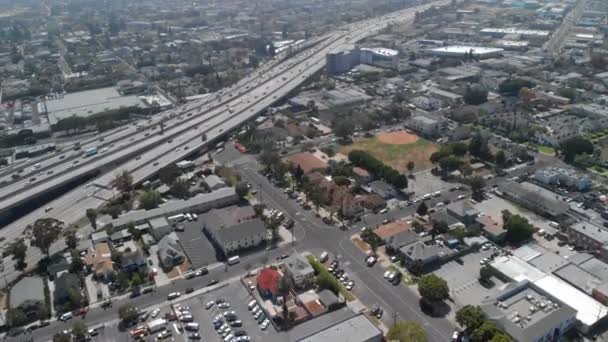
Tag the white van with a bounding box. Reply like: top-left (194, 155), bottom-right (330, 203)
top-left (319, 251), bottom-right (329, 262)
top-left (248, 300), bottom-right (258, 310)
top-left (60, 312), bottom-right (73, 321)
top-left (168, 214), bottom-right (186, 224)
top-left (227, 256), bottom-right (240, 265)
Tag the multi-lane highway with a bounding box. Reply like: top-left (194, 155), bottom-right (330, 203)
top-left (0, 0), bottom-right (449, 286)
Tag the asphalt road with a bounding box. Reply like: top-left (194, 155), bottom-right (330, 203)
top-left (236, 160), bottom-right (457, 341)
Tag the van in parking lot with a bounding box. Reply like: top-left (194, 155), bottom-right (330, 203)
top-left (319, 251), bottom-right (329, 262)
top-left (248, 300), bottom-right (258, 310)
top-left (185, 323), bottom-right (199, 331)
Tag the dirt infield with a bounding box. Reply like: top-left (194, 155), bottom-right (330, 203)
top-left (377, 131), bottom-right (419, 145)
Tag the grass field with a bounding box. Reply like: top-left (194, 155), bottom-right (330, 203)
top-left (537, 145), bottom-right (556, 155)
top-left (339, 135), bottom-right (439, 172)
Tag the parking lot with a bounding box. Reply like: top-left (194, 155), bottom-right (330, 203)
top-left (164, 282), bottom-right (284, 342)
top-left (434, 244), bottom-right (505, 309)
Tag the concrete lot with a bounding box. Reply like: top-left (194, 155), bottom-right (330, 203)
top-left (472, 195), bottom-right (558, 235)
top-left (434, 246), bottom-right (505, 309)
top-left (407, 170), bottom-right (454, 197)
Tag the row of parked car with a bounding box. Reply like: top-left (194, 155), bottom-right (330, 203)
top-left (327, 259), bottom-right (355, 291)
top-left (207, 298), bottom-right (256, 342)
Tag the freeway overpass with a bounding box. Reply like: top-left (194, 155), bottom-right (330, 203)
top-left (0, 0), bottom-right (449, 285)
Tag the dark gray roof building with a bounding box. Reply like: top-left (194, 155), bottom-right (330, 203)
top-left (296, 313), bottom-right (382, 342)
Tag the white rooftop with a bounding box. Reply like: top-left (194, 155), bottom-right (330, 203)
top-left (360, 47), bottom-right (399, 56)
top-left (535, 275), bottom-right (608, 327)
top-left (431, 46), bottom-right (504, 55)
top-left (492, 255), bottom-right (608, 328)
top-left (481, 27), bottom-right (551, 36)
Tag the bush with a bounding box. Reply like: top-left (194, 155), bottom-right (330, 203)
top-left (348, 150), bottom-right (407, 189)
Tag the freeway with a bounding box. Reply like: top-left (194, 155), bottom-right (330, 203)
top-left (0, 38), bottom-right (323, 209)
top-left (0, 0), bottom-right (450, 286)
top-left (542, 0), bottom-right (588, 54)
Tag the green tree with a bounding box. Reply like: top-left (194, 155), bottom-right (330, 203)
top-left (430, 220), bottom-right (449, 239)
top-left (71, 321), bottom-right (87, 341)
top-left (499, 79), bottom-right (535, 96)
top-left (416, 201), bottom-right (428, 216)
top-left (387, 321), bottom-right (428, 342)
top-left (464, 84), bottom-right (488, 105)
top-left (451, 142), bottom-right (469, 157)
top-left (64, 228), bottom-right (78, 250)
top-left (334, 176), bottom-right (351, 186)
top-left (118, 303), bottom-right (139, 323)
top-left (495, 150), bottom-right (507, 167)
top-left (131, 273), bottom-right (143, 287)
top-left (139, 190), bottom-right (162, 210)
top-left (560, 137), bottom-right (594, 164)
top-left (469, 176), bottom-right (486, 201)
top-left (7, 238), bottom-right (27, 271)
top-left (407, 161), bottom-right (415, 175)
top-left (170, 179), bottom-right (190, 199)
top-left (472, 320), bottom-right (499, 342)
top-left (235, 182), bottom-right (249, 199)
top-left (69, 250), bottom-right (84, 273)
top-left (6, 308), bottom-right (27, 327)
top-left (418, 274), bottom-right (449, 302)
top-left (111, 170), bottom-right (133, 194)
top-left (30, 218), bottom-right (63, 258)
top-left (333, 120), bottom-right (355, 140)
top-left (480, 266), bottom-right (493, 281)
top-left (53, 333), bottom-right (71, 342)
top-left (456, 305), bottom-right (485, 332)
top-left (490, 333), bottom-right (513, 342)
top-left (504, 214), bottom-right (534, 245)
top-left (86, 208), bottom-right (97, 229)
top-left (158, 164), bottom-right (181, 185)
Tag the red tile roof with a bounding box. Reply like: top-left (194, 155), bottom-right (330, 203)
top-left (258, 268), bottom-right (281, 296)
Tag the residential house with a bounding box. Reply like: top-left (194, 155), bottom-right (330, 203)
top-left (53, 272), bottom-right (81, 305)
top-left (283, 153), bottom-right (328, 174)
top-left (91, 231), bottom-right (109, 245)
top-left (368, 180), bottom-right (398, 198)
top-left (47, 255), bottom-right (70, 280)
top-left (149, 216), bottom-right (171, 241)
top-left (10, 276), bottom-right (46, 319)
top-left (283, 254), bottom-right (315, 289)
top-left (476, 215), bottom-right (506, 243)
top-left (357, 194), bottom-right (387, 212)
top-left (428, 87), bottom-right (463, 105)
top-left (446, 201), bottom-right (479, 225)
top-left (406, 114), bottom-right (447, 137)
top-left (116, 240), bottom-right (148, 274)
top-left (533, 167), bottom-right (592, 192)
top-left (352, 167), bottom-right (371, 184)
top-left (157, 233), bottom-right (187, 270)
top-left (204, 217), bottom-right (267, 257)
top-left (258, 268), bottom-right (282, 301)
top-left (399, 238), bottom-right (454, 271)
top-left (110, 229), bottom-right (132, 245)
top-left (84, 243), bottom-right (114, 281)
top-left (204, 175), bottom-right (226, 191)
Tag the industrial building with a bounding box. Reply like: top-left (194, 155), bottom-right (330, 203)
top-left (296, 314), bottom-right (383, 342)
top-left (480, 280), bottom-right (577, 342)
top-left (430, 46), bottom-right (505, 59)
top-left (325, 46), bottom-right (399, 75)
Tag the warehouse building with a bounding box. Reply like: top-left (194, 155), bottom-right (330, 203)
top-left (431, 46), bottom-right (504, 59)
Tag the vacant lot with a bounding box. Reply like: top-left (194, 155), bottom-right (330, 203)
top-left (340, 132), bottom-right (438, 172)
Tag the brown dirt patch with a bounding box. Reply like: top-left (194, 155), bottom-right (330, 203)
top-left (377, 131), bottom-right (418, 145)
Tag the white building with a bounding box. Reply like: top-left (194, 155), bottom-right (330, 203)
top-left (359, 47), bottom-right (399, 69)
top-left (406, 114), bottom-right (447, 137)
top-left (431, 46), bottom-right (504, 59)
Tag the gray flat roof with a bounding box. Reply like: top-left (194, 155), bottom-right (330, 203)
top-left (553, 263), bottom-right (602, 294)
top-left (296, 313), bottom-right (381, 342)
